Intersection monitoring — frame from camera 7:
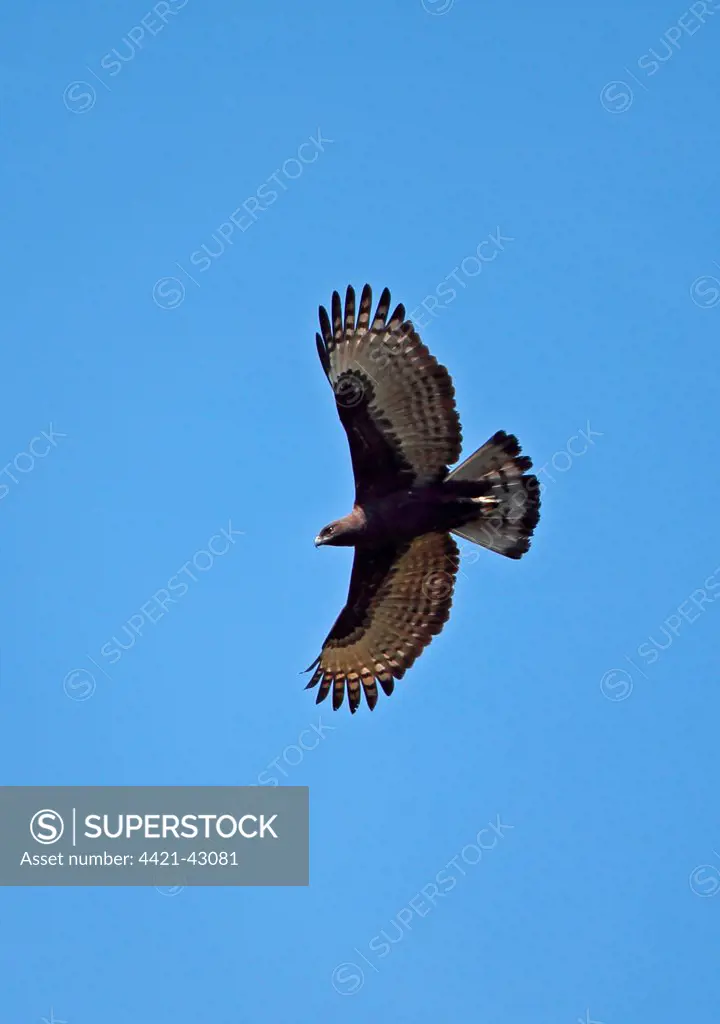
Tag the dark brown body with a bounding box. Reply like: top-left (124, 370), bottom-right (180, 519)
top-left (317, 481), bottom-right (484, 548)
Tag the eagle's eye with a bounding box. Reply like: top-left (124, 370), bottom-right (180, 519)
top-left (325, 525), bottom-right (335, 536)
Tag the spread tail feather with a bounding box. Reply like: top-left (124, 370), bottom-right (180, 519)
top-left (446, 431), bottom-right (540, 559)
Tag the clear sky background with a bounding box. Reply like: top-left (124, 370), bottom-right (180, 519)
top-left (1, 1), bottom-right (719, 1021)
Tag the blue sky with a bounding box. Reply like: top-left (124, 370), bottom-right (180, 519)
top-left (1, 0), bottom-right (720, 1020)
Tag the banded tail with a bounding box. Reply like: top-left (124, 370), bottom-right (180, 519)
top-left (446, 431), bottom-right (540, 559)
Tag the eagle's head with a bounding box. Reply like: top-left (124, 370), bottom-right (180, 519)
top-left (314, 512), bottom-right (363, 548)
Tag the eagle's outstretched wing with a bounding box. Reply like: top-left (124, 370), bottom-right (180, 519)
top-left (315, 284), bottom-right (462, 501)
top-left (305, 532), bottom-right (459, 713)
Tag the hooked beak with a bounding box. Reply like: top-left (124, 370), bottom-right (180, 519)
top-left (314, 535), bottom-right (323, 548)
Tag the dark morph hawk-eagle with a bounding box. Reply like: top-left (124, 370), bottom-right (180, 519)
top-left (305, 284), bottom-right (540, 714)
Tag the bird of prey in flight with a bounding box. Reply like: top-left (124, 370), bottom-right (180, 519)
top-left (305, 284), bottom-right (540, 714)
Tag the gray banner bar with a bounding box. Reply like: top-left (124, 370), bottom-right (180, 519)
top-left (0, 786), bottom-right (308, 886)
